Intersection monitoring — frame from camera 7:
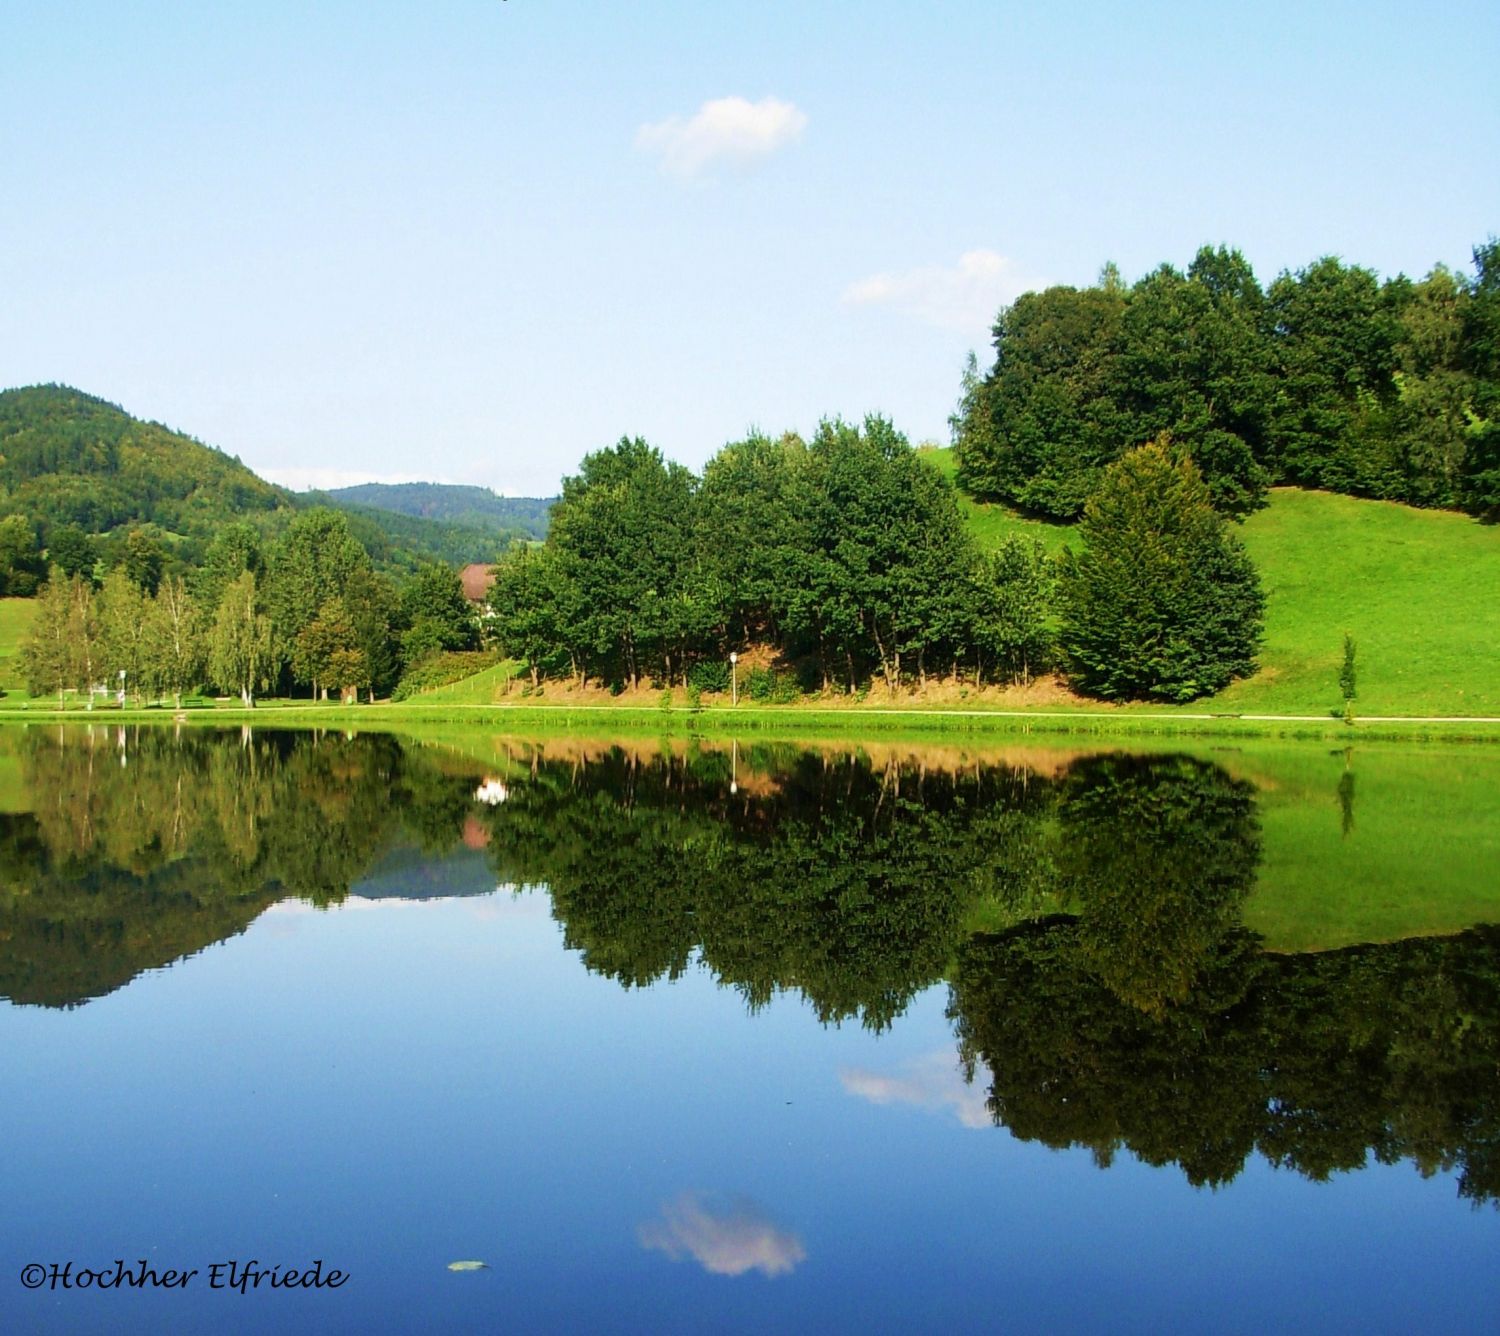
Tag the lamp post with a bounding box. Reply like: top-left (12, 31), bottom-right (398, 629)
top-left (730, 651), bottom-right (738, 706)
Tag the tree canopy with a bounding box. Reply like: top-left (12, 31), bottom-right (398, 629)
top-left (953, 239), bottom-right (1500, 518)
top-left (1057, 441), bottom-right (1265, 701)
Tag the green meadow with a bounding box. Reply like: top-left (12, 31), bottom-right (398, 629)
top-left (0, 598), bottom-right (36, 696)
top-left (920, 449), bottom-right (1499, 718)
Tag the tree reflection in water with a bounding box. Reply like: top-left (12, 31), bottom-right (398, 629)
top-left (0, 727), bottom-right (1495, 1204)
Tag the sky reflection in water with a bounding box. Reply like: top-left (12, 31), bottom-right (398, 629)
top-left (0, 726), bottom-right (1497, 1333)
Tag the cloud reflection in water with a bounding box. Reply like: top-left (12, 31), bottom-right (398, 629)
top-left (638, 1192), bottom-right (807, 1278)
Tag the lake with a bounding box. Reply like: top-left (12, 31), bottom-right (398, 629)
top-left (1, 725), bottom-right (1497, 1333)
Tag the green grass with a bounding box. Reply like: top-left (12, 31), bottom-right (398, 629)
top-left (919, 445), bottom-right (1075, 558)
top-left (1222, 488), bottom-right (1500, 716)
top-left (412, 659), bottom-right (522, 704)
top-left (1236, 741), bottom-right (1500, 951)
top-left (922, 448), bottom-right (1500, 717)
top-left (0, 598), bottom-right (37, 693)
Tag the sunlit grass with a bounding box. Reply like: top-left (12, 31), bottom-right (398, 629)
top-left (0, 598), bottom-right (37, 693)
top-left (920, 449), bottom-right (1500, 717)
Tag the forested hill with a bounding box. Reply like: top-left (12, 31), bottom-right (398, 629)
top-left (0, 384), bottom-right (285, 534)
top-left (325, 482), bottom-right (553, 541)
top-left (0, 384), bottom-right (508, 573)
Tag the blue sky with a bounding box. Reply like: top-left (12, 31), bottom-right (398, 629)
top-left (3, 0), bottom-right (1496, 496)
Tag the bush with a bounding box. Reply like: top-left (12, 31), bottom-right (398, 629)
top-left (747, 666), bottom-right (799, 703)
top-left (390, 650), bottom-right (502, 701)
top-left (688, 659), bottom-right (731, 693)
top-left (1057, 441), bottom-right (1265, 702)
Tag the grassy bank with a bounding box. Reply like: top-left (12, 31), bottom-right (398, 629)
top-left (0, 598), bottom-right (37, 695)
top-left (2, 697), bottom-right (1497, 744)
top-left (920, 450), bottom-right (1500, 717)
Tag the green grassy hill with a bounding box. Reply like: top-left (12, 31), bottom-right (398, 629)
top-left (0, 384), bottom-right (511, 573)
top-left (0, 598), bottom-right (37, 694)
top-left (922, 446), bottom-right (1500, 716)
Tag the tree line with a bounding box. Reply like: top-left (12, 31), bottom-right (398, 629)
top-left (952, 240), bottom-right (1500, 519)
top-left (18, 510), bottom-right (481, 706)
top-left (486, 421), bottom-right (1262, 703)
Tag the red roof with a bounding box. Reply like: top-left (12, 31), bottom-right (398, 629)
top-left (459, 563), bottom-right (496, 603)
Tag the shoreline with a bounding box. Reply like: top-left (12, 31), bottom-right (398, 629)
top-left (2, 699), bottom-right (1499, 743)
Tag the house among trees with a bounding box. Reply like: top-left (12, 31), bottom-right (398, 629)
top-left (459, 563), bottom-right (496, 606)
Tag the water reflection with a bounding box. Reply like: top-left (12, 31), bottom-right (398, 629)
top-left (637, 1192), bottom-right (807, 1278)
top-left (1, 726), bottom-right (1496, 1206)
top-left (950, 922), bottom-right (1500, 1205)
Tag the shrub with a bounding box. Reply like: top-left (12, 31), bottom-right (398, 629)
top-left (746, 666), bottom-right (799, 703)
top-left (1057, 441), bottom-right (1265, 702)
top-left (688, 659), bottom-right (731, 693)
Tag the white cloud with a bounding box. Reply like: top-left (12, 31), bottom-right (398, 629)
top-left (635, 96), bottom-right (807, 178)
top-left (638, 1192), bottom-right (806, 1278)
top-left (840, 1051), bottom-right (993, 1130)
top-left (842, 249), bottom-right (1037, 338)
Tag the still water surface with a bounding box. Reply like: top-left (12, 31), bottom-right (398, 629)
top-left (1, 726), bottom-right (1497, 1333)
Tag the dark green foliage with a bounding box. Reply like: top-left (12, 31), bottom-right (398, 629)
top-left (746, 666), bottom-right (798, 703)
top-left (0, 385), bottom-right (285, 542)
top-left (966, 535), bottom-right (1053, 684)
top-left (1461, 239), bottom-right (1500, 516)
top-left (45, 523), bottom-right (97, 579)
top-left (799, 415), bottom-right (981, 691)
top-left (495, 417), bottom-right (1052, 694)
top-left (546, 437), bottom-right (702, 687)
top-left (1265, 256), bottom-right (1401, 489)
top-left (952, 921), bottom-right (1500, 1202)
top-left (0, 384), bottom-right (511, 584)
top-left (686, 659), bottom-right (730, 693)
top-left (1339, 632), bottom-right (1357, 703)
top-left (119, 526), bottom-right (166, 594)
top-left (311, 496), bottom-right (509, 571)
top-left (1051, 753), bottom-right (1262, 1014)
top-left (399, 562), bottom-right (479, 667)
top-left (0, 514), bottom-right (44, 596)
top-left (1058, 442), bottom-right (1264, 701)
top-left (953, 241), bottom-right (1500, 518)
top-left (955, 285), bottom-right (1128, 517)
top-left (479, 749), bottom-right (1023, 1029)
top-left (265, 509), bottom-right (390, 698)
top-left (1117, 249), bottom-right (1274, 518)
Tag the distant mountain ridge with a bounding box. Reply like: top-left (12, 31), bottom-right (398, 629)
top-left (0, 383), bottom-right (514, 571)
top-left (325, 481), bottom-right (553, 540)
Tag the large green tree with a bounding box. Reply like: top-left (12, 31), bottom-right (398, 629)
top-left (1057, 441), bottom-right (1264, 701)
top-left (398, 562), bottom-right (478, 666)
top-left (208, 571), bottom-right (278, 706)
top-left (0, 514), bottom-right (44, 596)
top-left (265, 509), bottom-right (374, 695)
top-left (144, 575), bottom-right (203, 707)
top-left (798, 416), bottom-right (978, 693)
top-left (1114, 248), bottom-right (1274, 518)
top-left (546, 437), bottom-right (699, 688)
top-left (954, 282), bottom-right (1128, 518)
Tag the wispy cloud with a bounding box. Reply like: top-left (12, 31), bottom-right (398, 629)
top-left (842, 249), bottom-right (1037, 338)
top-left (840, 1051), bottom-right (993, 1129)
top-left (638, 1192), bottom-right (806, 1278)
top-left (635, 96), bottom-right (807, 178)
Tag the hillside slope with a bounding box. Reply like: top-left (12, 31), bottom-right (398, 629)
top-left (326, 481), bottom-right (553, 540)
top-left (925, 446), bottom-right (1499, 716)
top-left (0, 384), bottom-right (285, 538)
top-left (0, 384), bottom-right (506, 571)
